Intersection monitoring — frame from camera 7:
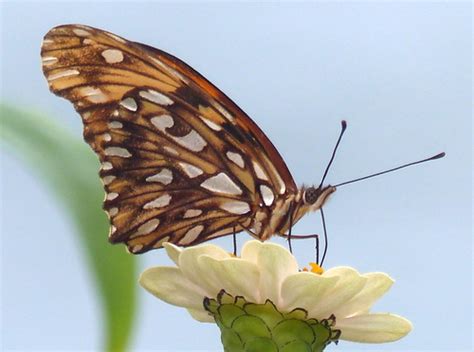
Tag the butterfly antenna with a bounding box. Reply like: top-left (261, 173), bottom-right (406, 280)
top-left (319, 120), bottom-right (347, 188)
top-left (334, 152), bottom-right (445, 188)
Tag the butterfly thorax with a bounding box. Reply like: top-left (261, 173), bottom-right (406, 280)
top-left (248, 185), bottom-right (336, 240)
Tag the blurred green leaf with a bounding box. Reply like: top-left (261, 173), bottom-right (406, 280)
top-left (0, 103), bottom-right (137, 351)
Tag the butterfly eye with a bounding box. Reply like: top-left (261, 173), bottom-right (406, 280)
top-left (303, 187), bottom-right (321, 204)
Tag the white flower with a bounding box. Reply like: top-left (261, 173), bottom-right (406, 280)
top-left (140, 240), bottom-right (412, 343)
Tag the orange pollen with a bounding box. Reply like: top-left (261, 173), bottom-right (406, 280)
top-left (302, 262), bottom-right (324, 275)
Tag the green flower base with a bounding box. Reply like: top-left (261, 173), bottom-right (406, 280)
top-left (204, 290), bottom-right (341, 352)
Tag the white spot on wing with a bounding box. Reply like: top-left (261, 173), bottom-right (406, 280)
top-left (183, 209), bottom-right (202, 218)
top-left (220, 201), bottom-right (251, 215)
top-left (139, 89), bottom-right (174, 106)
top-left (47, 69), bottom-right (80, 81)
top-left (266, 162), bottom-right (286, 195)
top-left (101, 49), bottom-right (124, 64)
top-left (131, 218), bottom-right (160, 238)
top-left (120, 97), bottom-right (138, 111)
top-left (180, 225), bottom-right (204, 245)
top-left (260, 185), bottom-right (275, 206)
top-left (130, 244), bottom-right (144, 253)
top-left (150, 57), bottom-right (188, 83)
top-left (42, 56), bottom-right (58, 66)
top-left (107, 192), bottom-right (119, 201)
top-left (173, 130), bottom-right (207, 152)
top-left (226, 151), bottom-right (245, 168)
top-left (200, 173), bottom-right (242, 195)
top-left (105, 147), bottom-right (132, 158)
top-left (276, 174), bottom-right (286, 194)
top-left (109, 225), bottom-right (117, 237)
top-left (102, 175), bottom-right (116, 185)
top-left (212, 101), bottom-right (234, 122)
top-left (73, 28), bottom-right (90, 36)
top-left (151, 115), bottom-right (206, 152)
top-left (151, 114), bottom-right (174, 131)
top-left (153, 236), bottom-right (171, 248)
top-left (105, 32), bottom-right (126, 43)
top-left (79, 87), bottom-right (108, 103)
top-left (200, 116), bottom-right (222, 131)
top-left (146, 169), bottom-right (173, 185)
top-left (143, 194), bottom-right (172, 209)
top-left (107, 121), bottom-right (123, 129)
top-left (101, 162), bottom-right (113, 170)
top-left (179, 162), bottom-right (203, 178)
top-left (252, 161), bottom-right (268, 181)
top-left (108, 207), bottom-right (118, 217)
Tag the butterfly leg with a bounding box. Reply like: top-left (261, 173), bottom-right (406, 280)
top-left (280, 233), bottom-right (320, 263)
top-left (232, 226), bottom-right (237, 256)
top-left (282, 208), bottom-right (329, 266)
top-left (288, 222), bottom-right (293, 254)
top-left (287, 203), bottom-right (294, 253)
top-left (316, 235), bottom-right (320, 265)
top-left (319, 208), bottom-right (328, 266)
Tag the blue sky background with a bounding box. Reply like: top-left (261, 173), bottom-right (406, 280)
top-left (1, 1), bottom-right (472, 351)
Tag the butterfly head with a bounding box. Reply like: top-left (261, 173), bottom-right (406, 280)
top-left (302, 185), bottom-right (336, 211)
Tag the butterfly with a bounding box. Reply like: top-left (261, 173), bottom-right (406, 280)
top-left (41, 24), bottom-right (336, 254)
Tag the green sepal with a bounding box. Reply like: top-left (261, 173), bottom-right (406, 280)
top-left (204, 290), bottom-right (340, 352)
top-left (232, 315), bottom-right (272, 341)
top-left (284, 308), bottom-right (308, 320)
top-left (272, 319), bottom-right (315, 346)
top-left (244, 337), bottom-right (278, 352)
top-left (218, 304), bottom-right (246, 328)
top-left (244, 300), bottom-right (283, 330)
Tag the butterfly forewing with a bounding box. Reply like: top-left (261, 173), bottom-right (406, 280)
top-left (41, 24), bottom-right (297, 253)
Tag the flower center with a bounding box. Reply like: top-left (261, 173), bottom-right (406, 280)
top-left (303, 262), bottom-right (324, 274)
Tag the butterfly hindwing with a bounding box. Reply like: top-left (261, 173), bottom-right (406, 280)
top-left (41, 24), bottom-right (297, 252)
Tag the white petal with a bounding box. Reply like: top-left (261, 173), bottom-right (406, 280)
top-left (332, 272), bottom-right (394, 318)
top-left (187, 308), bottom-right (215, 323)
top-left (280, 272), bottom-right (339, 313)
top-left (139, 267), bottom-right (207, 310)
top-left (309, 267), bottom-right (367, 318)
top-left (163, 242), bottom-right (182, 265)
top-left (246, 241), bottom-right (298, 306)
top-left (178, 244), bottom-right (231, 297)
top-left (336, 313), bottom-right (412, 343)
top-left (240, 240), bottom-right (262, 263)
top-left (322, 266), bottom-right (360, 278)
top-left (198, 256), bottom-right (261, 303)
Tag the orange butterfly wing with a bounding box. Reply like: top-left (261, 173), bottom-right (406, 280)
top-left (41, 24), bottom-right (297, 253)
